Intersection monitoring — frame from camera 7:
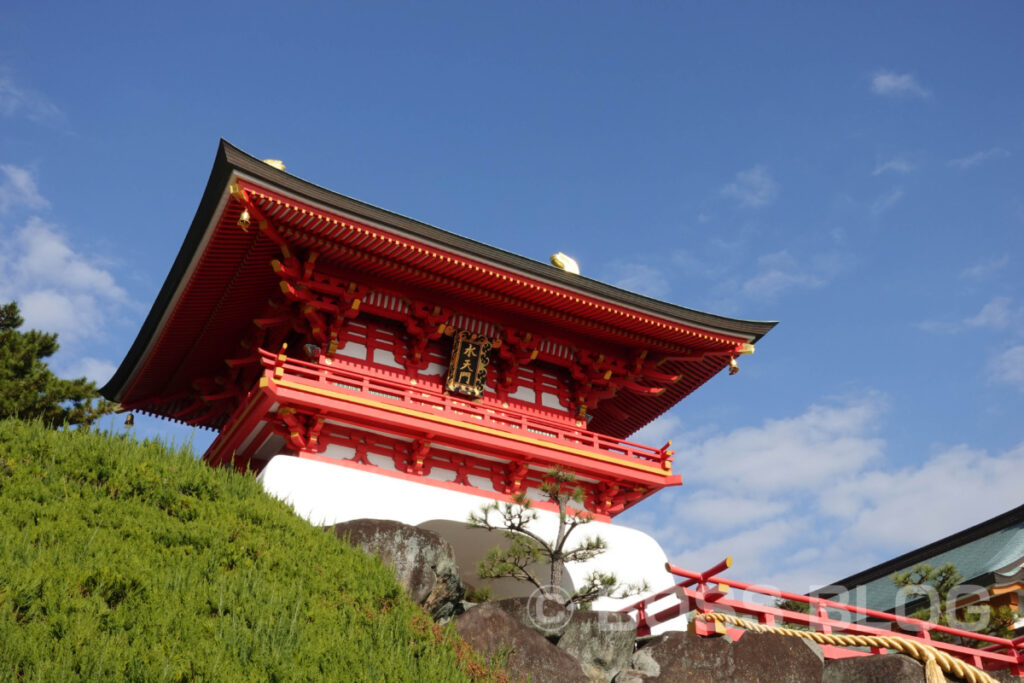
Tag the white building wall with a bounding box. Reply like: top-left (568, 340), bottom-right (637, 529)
top-left (258, 454), bottom-right (682, 627)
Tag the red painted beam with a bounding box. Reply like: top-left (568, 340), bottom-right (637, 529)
top-left (264, 377), bottom-right (676, 489)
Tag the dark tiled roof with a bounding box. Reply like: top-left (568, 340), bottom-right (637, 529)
top-left (102, 141), bottom-right (777, 437)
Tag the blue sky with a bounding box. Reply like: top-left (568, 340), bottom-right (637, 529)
top-left (2, 2), bottom-right (1021, 592)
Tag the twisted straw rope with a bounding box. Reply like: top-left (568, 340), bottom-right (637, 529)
top-left (695, 611), bottom-right (1001, 683)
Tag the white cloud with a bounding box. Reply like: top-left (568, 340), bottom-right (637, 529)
top-left (948, 147), bottom-right (1010, 170)
top-left (609, 262), bottom-right (670, 299)
top-left (58, 356), bottom-right (118, 385)
top-left (821, 443), bottom-right (1024, 549)
top-left (919, 296), bottom-right (1021, 336)
top-left (0, 164), bottom-right (49, 213)
top-left (740, 250), bottom-right (845, 300)
top-left (871, 71), bottom-right (930, 98)
top-left (0, 178), bottom-right (130, 345)
top-left (631, 414), bottom-right (683, 449)
top-left (720, 165), bottom-right (778, 208)
top-left (17, 289), bottom-right (104, 341)
top-left (990, 344), bottom-right (1024, 392)
top-left (681, 491), bottom-right (792, 533)
top-left (620, 394), bottom-right (1024, 593)
top-left (0, 75), bottom-right (63, 123)
top-left (965, 297), bottom-right (1013, 330)
top-left (870, 187), bottom-right (903, 215)
top-left (872, 158), bottom-right (915, 176)
top-left (674, 518), bottom-right (811, 580)
top-left (682, 396), bottom-right (887, 494)
top-left (742, 269), bottom-right (821, 300)
top-left (670, 249), bottom-right (727, 280)
top-left (14, 218), bottom-right (127, 303)
top-left (960, 255), bottom-right (1009, 280)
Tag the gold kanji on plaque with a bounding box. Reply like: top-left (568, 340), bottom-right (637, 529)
top-left (445, 330), bottom-right (493, 398)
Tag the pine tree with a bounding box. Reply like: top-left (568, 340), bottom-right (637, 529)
top-left (892, 563), bottom-right (1017, 644)
top-left (468, 467), bottom-right (647, 607)
top-left (0, 301), bottom-right (114, 427)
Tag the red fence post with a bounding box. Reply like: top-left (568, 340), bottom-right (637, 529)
top-left (636, 603), bottom-right (650, 637)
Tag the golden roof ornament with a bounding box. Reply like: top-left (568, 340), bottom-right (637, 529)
top-left (550, 252), bottom-right (580, 275)
top-left (729, 344), bottom-right (754, 376)
top-left (262, 159), bottom-right (286, 171)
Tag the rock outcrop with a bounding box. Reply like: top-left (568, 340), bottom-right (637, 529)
top-left (494, 596), bottom-right (574, 640)
top-left (823, 653), bottom-right (942, 682)
top-left (620, 629), bottom-right (824, 682)
top-left (456, 603), bottom-right (590, 682)
top-left (731, 631), bottom-right (824, 682)
top-left (329, 519), bottom-right (464, 620)
top-left (557, 611), bottom-right (636, 682)
top-left (626, 630), bottom-right (737, 681)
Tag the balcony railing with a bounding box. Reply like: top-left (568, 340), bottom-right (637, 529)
top-left (258, 348), bottom-right (673, 471)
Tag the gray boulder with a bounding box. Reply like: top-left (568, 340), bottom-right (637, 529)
top-left (626, 628), bottom-right (824, 682)
top-left (630, 629), bottom-right (736, 681)
top-left (456, 602), bottom-right (590, 682)
top-left (822, 652), bottom-right (985, 682)
top-left (329, 518), bottom-right (463, 620)
top-left (495, 596), bottom-right (574, 640)
top-left (614, 646), bottom-right (661, 681)
top-left (731, 631), bottom-right (824, 682)
top-left (823, 653), bottom-right (932, 682)
top-left (986, 669), bottom-right (1024, 683)
top-left (557, 611), bottom-right (637, 682)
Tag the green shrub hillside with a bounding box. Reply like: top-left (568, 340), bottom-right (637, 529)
top-left (0, 420), bottom-right (499, 681)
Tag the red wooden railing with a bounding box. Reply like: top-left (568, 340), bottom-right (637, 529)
top-left (258, 349), bottom-right (674, 470)
top-left (620, 558), bottom-right (1024, 676)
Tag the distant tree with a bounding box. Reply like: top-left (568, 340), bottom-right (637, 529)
top-left (892, 562), bottom-right (1016, 644)
top-left (0, 301), bottom-right (114, 427)
top-left (468, 467), bottom-right (647, 607)
top-left (773, 597), bottom-right (812, 630)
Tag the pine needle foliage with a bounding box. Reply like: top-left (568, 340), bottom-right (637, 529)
top-left (772, 598), bottom-right (812, 631)
top-left (0, 302), bottom-right (115, 427)
top-left (0, 419), bottom-right (501, 681)
top-left (468, 467), bottom-right (647, 607)
top-left (891, 563), bottom-right (1017, 646)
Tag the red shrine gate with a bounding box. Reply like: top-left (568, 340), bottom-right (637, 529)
top-left (103, 141), bottom-right (774, 521)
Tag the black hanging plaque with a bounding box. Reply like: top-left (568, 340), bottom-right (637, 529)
top-left (445, 330), bottom-right (493, 398)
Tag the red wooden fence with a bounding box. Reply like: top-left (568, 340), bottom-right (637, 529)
top-left (620, 557), bottom-right (1024, 676)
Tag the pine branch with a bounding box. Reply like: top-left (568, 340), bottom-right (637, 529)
top-left (469, 465), bottom-right (639, 607)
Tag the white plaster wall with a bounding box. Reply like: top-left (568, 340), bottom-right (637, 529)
top-left (258, 454), bottom-right (682, 627)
